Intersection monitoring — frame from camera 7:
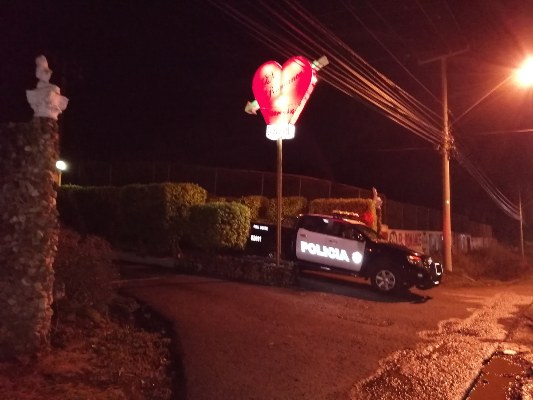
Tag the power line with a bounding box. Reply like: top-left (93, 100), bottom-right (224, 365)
top-left (357, 0), bottom-right (443, 106)
top-left (208, 0), bottom-right (520, 220)
top-left (413, 0), bottom-right (453, 54)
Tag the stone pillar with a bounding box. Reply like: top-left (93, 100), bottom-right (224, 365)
top-left (0, 56), bottom-right (67, 359)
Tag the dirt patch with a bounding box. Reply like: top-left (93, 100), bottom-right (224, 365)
top-left (0, 295), bottom-right (180, 400)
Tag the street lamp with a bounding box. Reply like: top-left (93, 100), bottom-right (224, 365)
top-left (55, 160), bottom-right (67, 186)
top-left (452, 56), bottom-right (533, 260)
top-left (515, 57), bottom-right (533, 87)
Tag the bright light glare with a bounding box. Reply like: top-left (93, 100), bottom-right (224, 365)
top-left (266, 124), bottom-right (295, 140)
top-left (516, 57), bottom-right (533, 87)
top-left (56, 160), bottom-right (67, 171)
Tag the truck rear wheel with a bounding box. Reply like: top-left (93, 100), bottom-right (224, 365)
top-left (371, 268), bottom-right (401, 293)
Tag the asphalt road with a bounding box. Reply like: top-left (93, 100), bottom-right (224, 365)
top-left (118, 264), bottom-right (533, 400)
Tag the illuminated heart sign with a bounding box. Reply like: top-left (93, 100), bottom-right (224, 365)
top-left (252, 56), bottom-right (316, 133)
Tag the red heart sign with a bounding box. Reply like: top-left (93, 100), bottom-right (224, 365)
top-left (252, 56), bottom-right (316, 127)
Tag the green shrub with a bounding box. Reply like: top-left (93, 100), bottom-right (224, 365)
top-left (115, 182), bottom-right (207, 254)
top-left (266, 196), bottom-right (307, 222)
top-left (239, 195), bottom-right (269, 221)
top-left (162, 182), bottom-right (207, 240)
top-left (74, 186), bottom-right (121, 240)
top-left (58, 182), bottom-right (207, 255)
top-left (187, 202), bottom-right (251, 251)
top-left (53, 228), bottom-right (119, 313)
top-left (309, 198), bottom-right (377, 230)
top-left (118, 184), bottom-right (159, 252)
top-left (207, 196), bottom-right (227, 203)
top-left (453, 242), bottom-right (531, 281)
top-left (58, 185), bottom-right (123, 240)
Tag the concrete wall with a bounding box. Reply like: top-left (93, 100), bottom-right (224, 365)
top-left (383, 228), bottom-right (494, 256)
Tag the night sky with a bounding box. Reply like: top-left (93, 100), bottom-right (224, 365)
top-left (1, 0), bottom-right (533, 238)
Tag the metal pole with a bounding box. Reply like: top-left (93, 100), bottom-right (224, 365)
top-left (441, 57), bottom-right (453, 272)
top-left (276, 138), bottom-right (283, 268)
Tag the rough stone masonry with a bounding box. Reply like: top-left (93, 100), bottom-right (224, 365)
top-left (0, 119), bottom-right (60, 358)
top-left (0, 55), bottom-right (67, 359)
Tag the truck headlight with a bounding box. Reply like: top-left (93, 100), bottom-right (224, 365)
top-left (407, 254), bottom-right (424, 267)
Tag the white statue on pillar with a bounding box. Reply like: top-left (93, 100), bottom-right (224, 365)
top-left (26, 55), bottom-right (68, 120)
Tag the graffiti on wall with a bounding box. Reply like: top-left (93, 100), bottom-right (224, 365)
top-left (384, 229), bottom-right (492, 256)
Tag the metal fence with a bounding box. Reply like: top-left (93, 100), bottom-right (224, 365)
top-left (66, 161), bottom-right (492, 237)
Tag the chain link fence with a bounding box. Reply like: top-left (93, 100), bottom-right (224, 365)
top-left (67, 161), bottom-right (492, 237)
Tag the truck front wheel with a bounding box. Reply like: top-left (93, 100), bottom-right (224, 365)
top-left (371, 268), bottom-right (401, 293)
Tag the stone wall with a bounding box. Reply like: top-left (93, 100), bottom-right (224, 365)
top-left (0, 118), bottom-right (59, 359)
top-left (175, 253), bottom-right (298, 287)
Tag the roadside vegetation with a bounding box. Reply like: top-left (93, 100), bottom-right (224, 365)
top-left (0, 227), bottom-right (178, 400)
top-left (452, 242), bottom-right (532, 282)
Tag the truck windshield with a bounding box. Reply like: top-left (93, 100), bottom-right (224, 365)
top-left (354, 224), bottom-right (381, 242)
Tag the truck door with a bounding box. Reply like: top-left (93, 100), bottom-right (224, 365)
top-left (296, 217), bottom-right (365, 272)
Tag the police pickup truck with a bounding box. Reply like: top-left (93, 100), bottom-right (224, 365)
top-left (247, 212), bottom-right (443, 293)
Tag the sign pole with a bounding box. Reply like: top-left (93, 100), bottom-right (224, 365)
top-left (276, 137), bottom-right (282, 267)
top-left (250, 56), bottom-right (325, 267)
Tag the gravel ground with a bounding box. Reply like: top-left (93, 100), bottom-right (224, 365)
top-left (351, 291), bottom-right (533, 400)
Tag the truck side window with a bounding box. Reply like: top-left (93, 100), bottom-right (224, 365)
top-left (343, 227), bottom-right (356, 239)
top-left (299, 216), bottom-right (328, 233)
top-left (325, 221), bottom-right (345, 238)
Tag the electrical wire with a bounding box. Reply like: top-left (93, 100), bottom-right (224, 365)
top-left (357, 0), bottom-right (444, 106)
top-left (413, 0), bottom-right (452, 54)
top-left (210, 0), bottom-right (444, 145)
top-left (208, 0), bottom-right (520, 220)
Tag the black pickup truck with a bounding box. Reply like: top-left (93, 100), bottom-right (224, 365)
top-left (247, 212), bottom-right (443, 293)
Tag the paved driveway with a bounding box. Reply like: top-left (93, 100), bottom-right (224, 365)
top-left (119, 265), bottom-right (533, 400)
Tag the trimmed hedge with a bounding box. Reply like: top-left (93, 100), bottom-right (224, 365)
top-left (119, 184), bottom-right (165, 253)
top-left (57, 182), bottom-right (207, 255)
top-left (309, 198), bottom-right (378, 231)
top-left (117, 182), bottom-right (207, 254)
top-left (266, 196), bottom-right (307, 222)
top-left (187, 201), bottom-right (251, 251)
top-left (57, 181), bottom-right (380, 254)
top-left (162, 182), bottom-right (208, 238)
top-left (56, 185), bottom-right (122, 239)
top-left (239, 195), bottom-right (269, 221)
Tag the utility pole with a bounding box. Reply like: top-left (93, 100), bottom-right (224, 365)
top-left (441, 57), bottom-right (453, 273)
top-left (420, 48), bottom-right (468, 273)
